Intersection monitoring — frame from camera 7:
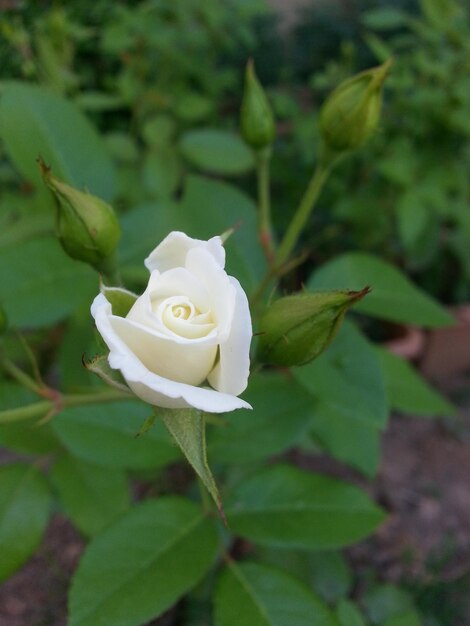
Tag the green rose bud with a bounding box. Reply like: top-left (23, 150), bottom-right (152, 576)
top-left (319, 59), bottom-right (392, 155)
top-left (257, 288), bottom-right (370, 367)
top-left (39, 160), bottom-right (121, 274)
top-left (240, 59), bottom-right (275, 150)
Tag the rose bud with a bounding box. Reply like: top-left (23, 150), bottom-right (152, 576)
top-left (257, 288), bottom-right (370, 367)
top-left (240, 59), bottom-right (275, 150)
top-left (91, 232), bottom-right (252, 413)
top-left (319, 59), bottom-right (392, 155)
top-left (39, 160), bottom-right (121, 274)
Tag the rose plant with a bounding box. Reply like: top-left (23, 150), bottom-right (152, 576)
top-left (0, 52), bottom-right (455, 626)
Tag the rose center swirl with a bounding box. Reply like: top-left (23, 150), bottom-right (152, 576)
top-left (152, 295), bottom-right (215, 340)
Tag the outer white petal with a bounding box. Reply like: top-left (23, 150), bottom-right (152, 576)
top-left (91, 293), bottom-right (251, 412)
top-left (207, 277), bottom-right (252, 395)
top-left (109, 315), bottom-right (217, 386)
top-left (145, 231), bottom-right (225, 273)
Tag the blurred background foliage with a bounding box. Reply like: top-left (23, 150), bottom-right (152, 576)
top-left (1, 0), bottom-right (470, 306)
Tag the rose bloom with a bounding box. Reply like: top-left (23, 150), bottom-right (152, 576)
top-left (91, 232), bottom-right (252, 412)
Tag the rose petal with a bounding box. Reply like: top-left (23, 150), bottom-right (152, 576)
top-left (185, 247), bottom-right (236, 342)
top-left (145, 231), bottom-right (225, 273)
top-left (126, 268), bottom-right (213, 338)
top-left (91, 293), bottom-right (251, 412)
top-left (207, 277), bottom-right (252, 395)
top-left (110, 316), bottom-right (217, 386)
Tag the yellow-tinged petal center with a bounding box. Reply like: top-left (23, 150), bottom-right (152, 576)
top-left (153, 296), bottom-right (215, 340)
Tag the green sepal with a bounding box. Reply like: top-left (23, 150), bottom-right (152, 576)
top-left (100, 283), bottom-right (138, 317)
top-left (156, 408), bottom-right (223, 520)
top-left (83, 354), bottom-right (131, 393)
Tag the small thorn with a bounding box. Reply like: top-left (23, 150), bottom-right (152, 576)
top-left (349, 285), bottom-right (372, 301)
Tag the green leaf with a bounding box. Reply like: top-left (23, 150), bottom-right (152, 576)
top-left (396, 191), bottom-right (429, 252)
top-left (68, 497), bottom-right (218, 626)
top-left (309, 253), bottom-right (453, 327)
top-left (0, 383), bottom-right (60, 454)
top-left (179, 176), bottom-right (265, 290)
top-left (309, 401), bottom-right (381, 477)
top-left (362, 8), bottom-right (409, 30)
top-left (294, 322), bottom-right (386, 477)
top-left (214, 561), bottom-right (338, 626)
top-left (226, 464), bottom-right (385, 549)
top-left (295, 322), bottom-right (388, 428)
top-left (158, 409), bottom-right (221, 515)
top-left (51, 455), bottom-right (130, 537)
top-left (377, 348), bottom-right (456, 417)
top-left (174, 92), bottom-right (213, 122)
top-left (255, 547), bottom-right (350, 606)
top-left (0, 463), bottom-right (51, 582)
top-left (0, 191), bottom-right (52, 249)
top-left (143, 148), bottom-right (181, 199)
top-left (0, 237), bottom-right (96, 328)
top-left (58, 303), bottom-right (99, 391)
top-left (119, 175), bottom-right (265, 291)
top-left (363, 584), bottom-right (415, 624)
top-left (179, 129), bottom-right (254, 176)
top-left (382, 610), bottom-right (422, 626)
top-left (0, 82), bottom-right (116, 201)
top-left (75, 91), bottom-right (125, 113)
top-left (208, 373), bottom-right (315, 464)
top-left (52, 401), bottom-right (180, 469)
top-left (310, 551), bottom-right (353, 604)
top-left (142, 115), bottom-right (176, 148)
top-left (254, 546), bottom-right (317, 584)
top-left (118, 199), bottom-right (176, 267)
top-left (336, 600), bottom-right (367, 626)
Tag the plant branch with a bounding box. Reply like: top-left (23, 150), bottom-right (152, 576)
top-left (1, 357), bottom-right (43, 394)
top-left (0, 387), bottom-right (132, 425)
top-left (276, 162), bottom-right (332, 267)
top-left (0, 401), bottom-right (53, 424)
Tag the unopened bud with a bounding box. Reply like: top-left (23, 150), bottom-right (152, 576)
top-left (240, 59), bottom-right (275, 150)
top-left (39, 160), bottom-right (121, 273)
top-left (257, 288), bottom-right (370, 367)
top-left (319, 60), bottom-right (392, 155)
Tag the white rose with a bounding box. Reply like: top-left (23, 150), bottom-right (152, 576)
top-left (91, 231), bottom-right (252, 412)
